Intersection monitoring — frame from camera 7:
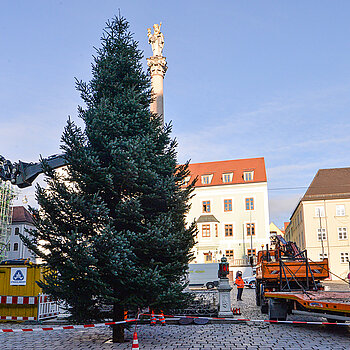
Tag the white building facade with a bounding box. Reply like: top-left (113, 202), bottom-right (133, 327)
top-left (6, 206), bottom-right (37, 262)
top-left (185, 158), bottom-right (270, 267)
top-left (285, 168), bottom-right (350, 280)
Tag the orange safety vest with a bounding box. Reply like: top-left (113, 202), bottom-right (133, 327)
top-left (235, 276), bottom-right (244, 288)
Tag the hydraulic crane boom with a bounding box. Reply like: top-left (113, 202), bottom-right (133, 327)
top-left (0, 154), bottom-right (67, 188)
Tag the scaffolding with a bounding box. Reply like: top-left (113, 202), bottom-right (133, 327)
top-left (0, 181), bottom-right (15, 261)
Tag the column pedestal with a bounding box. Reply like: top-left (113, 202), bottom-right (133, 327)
top-left (218, 278), bottom-right (234, 318)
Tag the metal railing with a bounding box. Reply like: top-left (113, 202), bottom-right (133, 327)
top-left (37, 294), bottom-right (60, 320)
top-left (171, 290), bottom-right (218, 317)
top-left (227, 257), bottom-right (257, 266)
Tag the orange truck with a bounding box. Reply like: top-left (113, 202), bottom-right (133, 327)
top-left (255, 236), bottom-right (350, 322)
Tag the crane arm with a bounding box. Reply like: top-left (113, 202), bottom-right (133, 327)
top-left (0, 154), bottom-right (67, 188)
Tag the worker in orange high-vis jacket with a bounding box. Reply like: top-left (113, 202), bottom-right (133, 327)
top-left (235, 271), bottom-right (244, 301)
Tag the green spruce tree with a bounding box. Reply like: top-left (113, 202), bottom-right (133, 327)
top-left (22, 16), bottom-right (196, 342)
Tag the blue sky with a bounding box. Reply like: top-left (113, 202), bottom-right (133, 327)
top-left (1, 1), bottom-right (350, 227)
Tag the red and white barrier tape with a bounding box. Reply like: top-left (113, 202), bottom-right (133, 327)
top-left (0, 295), bottom-right (54, 305)
top-left (147, 313), bottom-right (350, 326)
top-left (0, 316), bottom-right (36, 321)
top-left (1, 314), bottom-right (349, 333)
top-left (0, 296), bottom-right (37, 305)
top-left (0, 318), bottom-right (137, 333)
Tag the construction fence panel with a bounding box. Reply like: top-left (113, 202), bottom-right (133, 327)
top-left (0, 264), bottom-right (59, 321)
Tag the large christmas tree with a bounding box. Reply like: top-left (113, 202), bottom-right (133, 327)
top-left (23, 16), bottom-right (196, 342)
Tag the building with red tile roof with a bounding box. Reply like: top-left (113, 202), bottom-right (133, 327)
top-left (12, 206), bottom-right (34, 224)
top-left (185, 157), bottom-right (270, 275)
top-left (186, 157), bottom-right (267, 188)
top-left (4, 206), bottom-right (37, 262)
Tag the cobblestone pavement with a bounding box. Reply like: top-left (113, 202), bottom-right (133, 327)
top-left (1, 285), bottom-right (350, 349)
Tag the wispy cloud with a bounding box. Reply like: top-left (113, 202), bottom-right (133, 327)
top-left (268, 192), bottom-right (303, 224)
top-left (175, 84), bottom-right (350, 225)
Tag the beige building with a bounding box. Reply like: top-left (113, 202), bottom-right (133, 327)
top-left (285, 168), bottom-right (350, 280)
top-left (269, 222), bottom-right (285, 242)
top-left (185, 158), bottom-right (270, 267)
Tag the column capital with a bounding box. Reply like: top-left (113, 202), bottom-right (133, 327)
top-left (147, 56), bottom-right (168, 78)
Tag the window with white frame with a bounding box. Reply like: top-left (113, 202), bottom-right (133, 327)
top-left (202, 224), bottom-right (210, 237)
top-left (336, 205), bottom-right (345, 216)
top-left (14, 227), bottom-right (20, 235)
top-left (222, 173), bottom-right (233, 183)
top-left (224, 199), bottom-right (232, 212)
top-left (201, 174), bottom-right (213, 185)
top-left (225, 250), bottom-right (234, 258)
top-left (202, 201), bottom-right (211, 213)
top-left (204, 252), bottom-right (212, 263)
top-left (319, 252), bottom-right (328, 260)
top-left (247, 248), bottom-right (256, 257)
top-left (181, 176), bottom-right (191, 186)
top-left (315, 207), bottom-right (325, 217)
top-left (340, 252), bottom-right (349, 263)
top-left (246, 223), bottom-right (255, 236)
top-left (245, 198), bottom-right (254, 210)
top-left (301, 232), bottom-right (304, 247)
top-left (224, 224), bottom-right (233, 237)
top-left (338, 227), bottom-right (348, 240)
top-left (317, 228), bottom-right (326, 241)
top-left (243, 171), bottom-right (254, 181)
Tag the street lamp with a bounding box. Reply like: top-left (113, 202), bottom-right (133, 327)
top-left (318, 208), bottom-right (325, 259)
top-left (249, 206), bottom-right (253, 264)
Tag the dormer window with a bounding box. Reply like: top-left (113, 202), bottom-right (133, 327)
top-left (243, 171), bottom-right (254, 181)
top-left (222, 173), bottom-right (233, 183)
top-left (181, 176), bottom-right (191, 186)
top-left (201, 174), bottom-right (213, 185)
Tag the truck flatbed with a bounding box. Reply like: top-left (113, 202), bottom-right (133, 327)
top-left (265, 290), bottom-right (350, 319)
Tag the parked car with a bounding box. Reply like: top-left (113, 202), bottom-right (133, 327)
top-left (243, 276), bottom-right (256, 289)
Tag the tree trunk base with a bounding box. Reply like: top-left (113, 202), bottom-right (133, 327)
top-left (112, 303), bottom-right (125, 343)
top-left (112, 324), bottom-right (125, 343)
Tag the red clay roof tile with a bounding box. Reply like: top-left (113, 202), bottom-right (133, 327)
top-left (186, 157), bottom-right (267, 188)
top-left (12, 206), bottom-right (34, 224)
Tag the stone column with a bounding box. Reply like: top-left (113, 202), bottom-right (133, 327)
top-left (147, 56), bottom-right (167, 125)
top-left (147, 23), bottom-right (167, 126)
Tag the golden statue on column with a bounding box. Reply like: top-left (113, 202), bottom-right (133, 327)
top-left (147, 23), bottom-right (167, 125)
top-left (147, 23), bottom-right (164, 56)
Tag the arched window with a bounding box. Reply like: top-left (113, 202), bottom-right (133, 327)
top-left (14, 227), bottom-right (20, 235)
top-left (13, 243), bottom-right (19, 251)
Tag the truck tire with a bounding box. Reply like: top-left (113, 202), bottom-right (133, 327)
top-left (261, 302), bottom-right (268, 314)
top-left (260, 284), bottom-right (268, 314)
top-left (326, 318), bottom-right (339, 324)
top-left (206, 282), bottom-right (215, 289)
top-left (255, 282), bottom-right (261, 306)
top-left (268, 299), bottom-right (287, 321)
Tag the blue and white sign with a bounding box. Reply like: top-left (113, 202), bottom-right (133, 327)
top-left (10, 267), bottom-right (27, 286)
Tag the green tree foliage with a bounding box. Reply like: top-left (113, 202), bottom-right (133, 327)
top-left (22, 16), bottom-right (196, 328)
